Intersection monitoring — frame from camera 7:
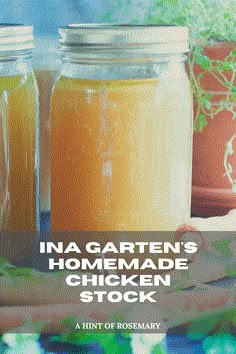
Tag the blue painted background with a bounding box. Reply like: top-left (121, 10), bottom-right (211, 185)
top-left (0, 0), bottom-right (155, 36)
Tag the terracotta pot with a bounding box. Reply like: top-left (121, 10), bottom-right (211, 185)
top-left (191, 42), bottom-right (236, 216)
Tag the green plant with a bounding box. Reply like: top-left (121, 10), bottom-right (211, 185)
top-left (188, 308), bottom-right (236, 353)
top-left (148, 0), bottom-right (236, 43)
top-left (52, 330), bottom-right (132, 353)
top-left (106, 0), bottom-right (236, 190)
top-left (107, 0), bottom-right (236, 43)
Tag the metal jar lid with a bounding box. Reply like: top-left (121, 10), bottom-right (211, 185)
top-left (0, 24), bottom-right (34, 52)
top-left (59, 24), bottom-right (189, 54)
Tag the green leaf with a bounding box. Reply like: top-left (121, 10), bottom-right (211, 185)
top-left (188, 313), bottom-right (222, 340)
top-left (195, 54), bottom-right (211, 70)
top-left (194, 114), bottom-right (207, 132)
top-left (0, 257), bottom-right (35, 278)
top-left (59, 316), bottom-right (79, 328)
top-left (223, 13), bottom-right (231, 19)
top-left (193, 47), bottom-right (204, 57)
top-left (53, 332), bottom-right (132, 354)
top-left (5, 267), bottom-right (33, 277)
top-left (229, 309), bottom-right (236, 326)
top-left (203, 98), bottom-right (212, 110)
top-left (212, 240), bottom-right (233, 257)
top-left (152, 343), bottom-right (166, 354)
top-left (224, 263), bottom-right (236, 277)
top-left (223, 62), bottom-right (232, 73)
top-left (197, 72), bottom-right (204, 80)
top-left (173, 16), bottom-right (186, 25)
top-left (231, 49), bottom-right (236, 56)
top-left (205, 93), bottom-right (214, 100)
top-left (0, 257), bottom-right (10, 266)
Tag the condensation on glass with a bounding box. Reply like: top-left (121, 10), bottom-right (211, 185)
top-left (0, 24), bottom-right (39, 232)
top-left (51, 25), bottom-right (193, 231)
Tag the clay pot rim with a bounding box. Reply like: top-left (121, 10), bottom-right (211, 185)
top-left (193, 39), bottom-right (236, 49)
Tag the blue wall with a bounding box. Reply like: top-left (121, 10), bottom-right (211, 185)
top-left (0, 0), bottom-right (154, 36)
top-left (0, 0), bottom-right (112, 36)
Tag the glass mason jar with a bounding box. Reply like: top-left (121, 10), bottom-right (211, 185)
top-left (0, 24), bottom-right (39, 231)
top-left (51, 25), bottom-right (193, 231)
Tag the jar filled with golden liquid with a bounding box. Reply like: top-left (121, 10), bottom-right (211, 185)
top-left (0, 24), bottom-right (39, 232)
top-left (51, 25), bottom-right (192, 231)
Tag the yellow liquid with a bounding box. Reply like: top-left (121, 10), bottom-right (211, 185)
top-left (0, 74), bottom-right (39, 231)
top-left (51, 76), bottom-right (192, 231)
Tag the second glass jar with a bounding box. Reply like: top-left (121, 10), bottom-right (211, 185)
top-left (0, 24), bottom-right (39, 232)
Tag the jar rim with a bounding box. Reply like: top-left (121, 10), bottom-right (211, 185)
top-left (0, 24), bottom-right (34, 52)
top-left (59, 24), bottom-right (189, 54)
